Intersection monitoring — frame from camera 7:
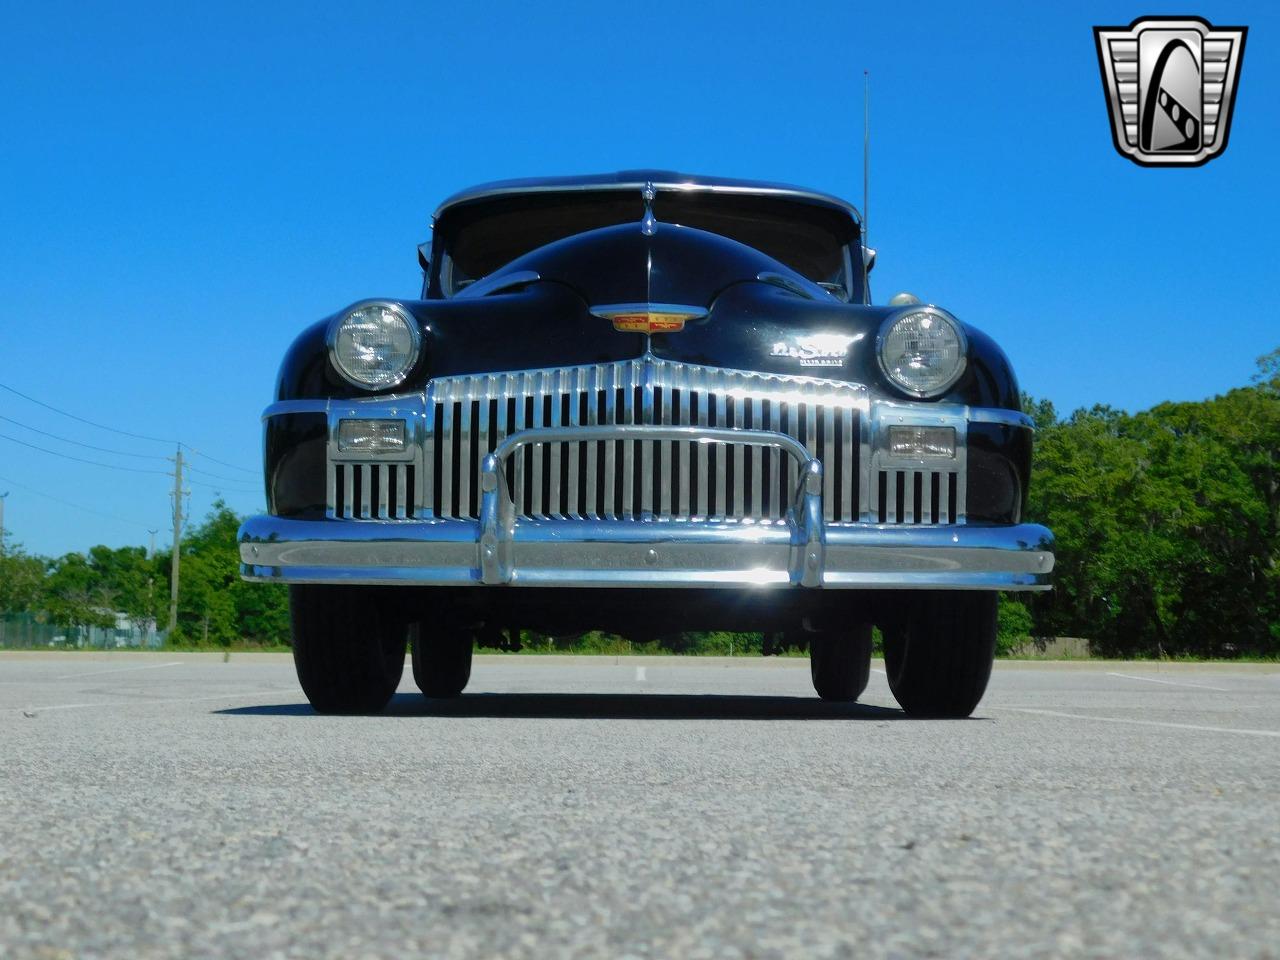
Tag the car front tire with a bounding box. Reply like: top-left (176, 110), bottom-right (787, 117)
top-left (809, 623), bottom-right (874, 701)
top-left (411, 625), bottom-right (473, 699)
top-left (289, 585), bottom-right (407, 714)
top-left (882, 592), bottom-right (997, 718)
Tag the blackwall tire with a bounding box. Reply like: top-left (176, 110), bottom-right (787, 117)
top-left (411, 625), bottom-right (473, 699)
top-left (883, 592), bottom-right (997, 718)
top-left (289, 585), bottom-right (406, 714)
top-left (809, 623), bottom-right (874, 701)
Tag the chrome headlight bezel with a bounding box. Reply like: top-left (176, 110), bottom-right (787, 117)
top-left (327, 300), bottom-right (422, 390)
top-left (876, 306), bottom-right (969, 399)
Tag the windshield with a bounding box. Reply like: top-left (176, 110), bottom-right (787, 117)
top-left (433, 189), bottom-right (862, 301)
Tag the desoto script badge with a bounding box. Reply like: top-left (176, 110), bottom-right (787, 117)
top-left (770, 334), bottom-right (854, 368)
top-left (1094, 16), bottom-right (1246, 167)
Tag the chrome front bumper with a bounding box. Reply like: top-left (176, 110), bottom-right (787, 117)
top-left (240, 424), bottom-right (1054, 590)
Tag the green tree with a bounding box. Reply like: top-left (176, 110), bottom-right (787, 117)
top-left (1023, 348), bottom-right (1280, 657)
top-left (43, 553), bottom-right (117, 629)
top-left (165, 501), bottom-right (289, 646)
top-left (0, 546), bottom-right (47, 614)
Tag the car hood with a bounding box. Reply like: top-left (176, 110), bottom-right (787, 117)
top-left (276, 221), bottom-right (1022, 410)
top-left (458, 220), bottom-right (833, 311)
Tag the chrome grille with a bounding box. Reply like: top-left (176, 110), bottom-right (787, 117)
top-left (425, 360), bottom-right (866, 523)
top-left (331, 463), bottom-right (417, 520)
top-left (872, 468), bottom-right (960, 525)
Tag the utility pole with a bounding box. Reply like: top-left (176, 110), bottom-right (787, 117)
top-left (168, 447), bottom-right (185, 636)
top-left (0, 491), bottom-right (8, 555)
top-left (148, 529), bottom-right (157, 560)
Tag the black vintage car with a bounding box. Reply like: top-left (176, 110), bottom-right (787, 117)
top-left (240, 170), bottom-right (1054, 717)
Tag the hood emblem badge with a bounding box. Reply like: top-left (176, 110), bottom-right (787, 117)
top-left (771, 334), bottom-right (855, 368)
top-left (592, 303), bottom-right (706, 335)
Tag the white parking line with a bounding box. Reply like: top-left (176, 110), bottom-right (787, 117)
top-left (56, 661), bottom-right (184, 680)
top-left (1105, 672), bottom-right (1228, 692)
top-left (635, 666), bottom-right (646, 682)
top-left (1003, 707), bottom-right (1280, 739)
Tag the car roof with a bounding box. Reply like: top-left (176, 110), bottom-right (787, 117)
top-left (432, 170), bottom-right (862, 224)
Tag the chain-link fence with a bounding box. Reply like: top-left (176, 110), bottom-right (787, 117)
top-left (0, 613), bottom-right (165, 650)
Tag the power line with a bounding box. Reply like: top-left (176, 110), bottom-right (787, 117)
top-left (183, 446), bottom-right (258, 475)
top-left (0, 431), bottom-right (172, 475)
top-left (186, 477), bottom-right (261, 494)
top-left (0, 414), bottom-right (170, 461)
top-left (0, 471), bottom-right (152, 531)
top-left (187, 463), bottom-right (260, 484)
top-left (0, 379), bottom-right (177, 445)
top-left (0, 380), bottom-right (259, 476)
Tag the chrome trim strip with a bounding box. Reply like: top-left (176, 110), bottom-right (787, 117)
top-left (456, 269), bottom-right (541, 299)
top-left (239, 515), bottom-right (1054, 591)
top-left (263, 399), bottom-right (329, 419)
top-left (968, 407), bottom-right (1036, 429)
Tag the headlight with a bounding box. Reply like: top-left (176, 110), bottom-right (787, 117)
top-left (328, 301), bottom-right (420, 389)
top-left (877, 307), bottom-right (967, 397)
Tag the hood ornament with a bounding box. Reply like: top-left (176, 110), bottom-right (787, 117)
top-left (641, 181), bottom-right (657, 236)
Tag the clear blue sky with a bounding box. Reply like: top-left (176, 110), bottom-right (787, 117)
top-left (1, 0), bottom-right (1276, 557)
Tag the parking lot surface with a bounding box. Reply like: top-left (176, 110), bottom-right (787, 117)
top-left (3, 653), bottom-right (1278, 959)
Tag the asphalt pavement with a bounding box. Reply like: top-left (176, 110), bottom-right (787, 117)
top-left (3, 652), bottom-right (1278, 959)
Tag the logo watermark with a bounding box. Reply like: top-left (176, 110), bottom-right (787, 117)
top-left (1094, 16), bottom-right (1247, 167)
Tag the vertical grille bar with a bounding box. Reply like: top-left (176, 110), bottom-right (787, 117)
top-left (678, 380), bottom-right (691, 517)
top-left (621, 367), bottom-right (635, 518)
top-left (938, 470), bottom-right (950, 523)
top-left (640, 386), bottom-right (654, 518)
top-left (530, 370), bottom-right (545, 517)
top-left (732, 396), bottom-right (745, 517)
top-left (440, 382), bottom-right (454, 520)
top-left (567, 367), bottom-right (583, 518)
top-left (395, 463), bottom-right (407, 519)
top-left (765, 400), bottom-right (778, 518)
top-left (603, 364), bottom-right (617, 519)
top-left (377, 464), bottom-right (390, 518)
top-left (495, 373), bottom-right (509, 504)
top-left (784, 401), bottom-right (798, 509)
top-left (750, 397), bottom-right (763, 518)
top-left (423, 390), bottom-right (436, 517)
top-left (696, 389), bottom-right (709, 517)
top-left (475, 378), bottom-right (492, 517)
top-left (359, 464), bottom-right (372, 517)
top-left (714, 391), bottom-right (727, 519)
top-left (840, 406), bottom-right (854, 522)
top-left (585, 365), bottom-right (599, 519)
top-left (457, 392), bottom-right (471, 519)
top-left (326, 454), bottom-right (337, 518)
top-left (823, 403), bottom-right (836, 522)
top-left (659, 378), bottom-right (673, 518)
top-left (511, 373), bottom-right (527, 516)
top-left (903, 470), bottom-right (917, 524)
top-left (548, 369), bottom-right (563, 519)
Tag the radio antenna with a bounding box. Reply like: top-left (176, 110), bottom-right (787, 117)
top-left (862, 70), bottom-right (870, 304)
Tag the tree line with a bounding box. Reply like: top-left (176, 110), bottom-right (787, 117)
top-left (0, 504), bottom-right (289, 648)
top-left (2, 350), bottom-right (1276, 657)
